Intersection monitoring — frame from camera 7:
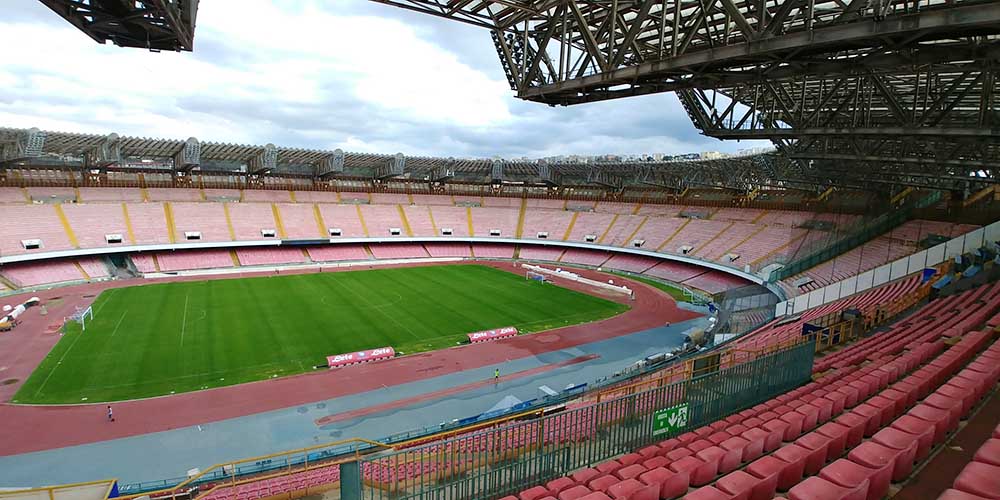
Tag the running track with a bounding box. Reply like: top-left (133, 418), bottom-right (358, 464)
top-left (0, 261), bottom-right (699, 455)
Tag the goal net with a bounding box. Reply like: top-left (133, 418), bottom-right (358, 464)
top-left (68, 306), bottom-right (94, 332)
top-left (526, 270), bottom-right (546, 282)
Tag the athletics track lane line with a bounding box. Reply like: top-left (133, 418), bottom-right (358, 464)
top-left (313, 353), bottom-right (600, 427)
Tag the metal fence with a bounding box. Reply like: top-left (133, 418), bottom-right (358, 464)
top-left (349, 340), bottom-right (814, 500)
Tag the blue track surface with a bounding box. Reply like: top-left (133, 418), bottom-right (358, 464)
top-left (0, 310), bottom-right (710, 487)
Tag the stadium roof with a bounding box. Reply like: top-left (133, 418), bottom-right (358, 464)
top-left (0, 126), bottom-right (791, 191)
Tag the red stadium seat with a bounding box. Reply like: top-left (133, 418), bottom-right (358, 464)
top-left (815, 422), bottom-right (851, 461)
top-left (819, 458), bottom-right (888, 500)
top-left (745, 456), bottom-right (784, 500)
top-left (684, 486), bottom-right (733, 500)
top-left (973, 439), bottom-right (1000, 467)
top-left (638, 467), bottom-right (689, 499)
top-left (788, 476), bottom-right (867, 500)
top-left (572, 468), bottom-right (601, 485)
top-left (520, 486), bottom-right (550, 500)
top-left (772, 444), bottom-right (810, 490)
top-left (558, 485), bottom-right (592, 500)
top-left (587, 475), bottom-right (619, 494)
top-left (716, 470), bottom-right (758, 500)
top-left (939, 489), bottom-right (994, 500)
top-left (794, 432), bottom-right (832, 475)
top-left (954, 462), bottom-right (1000, 499)
top-left (669, 455), bottom-right (713, 487)
top-left (547, 477), bottom-right (576, 495)
top-left (615, 464), bottom-right (646, 481)
top-left (848, 440), bottom-right (916, 483)
top-left (890, 415), bottom-right (936, 460)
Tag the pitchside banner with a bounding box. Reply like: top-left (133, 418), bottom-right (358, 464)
top-left (467, 326), bottom-right (518, 343)
top-left (326, 347), bottom-right (395, 369)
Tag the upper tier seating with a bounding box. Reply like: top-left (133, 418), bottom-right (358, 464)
top-left (359, 204), bottom-right (405, 237)
top-left (317, 205), bottom-right (366, 237)
top-left (171, 202), bottom-right (231, 242)
top-left (291, 191), bottom-right (339, 203)
top-left (228, 203), bottom-right (277, 241)
top-left (242, 190), bottom-right (291, 203)
top-left (146, 188), bottom-right (202, 202)
top-left (600, 215), bottom-right (648, 247)
top-left (470, 207), bottom-right (519, 237)
top-left (522, 209), bottom-right (574, 241)
top-left (712, 208), bottom-right (767, 223)
top-left (124, 203), bottom-right (170, 244)
top-left (668, 220), bottom-right (732, 255)
top-left (403, 205), bottom-right (436, 237)
top-left (77, 187), bottom-right (143, 202)
top-left (0, 205), bottom-right (76, 255)
top-left (482, 197), bottom-right (520, 208)
top-left (276, 203), bottom-right (322, 239)
top-left (595, 202), bottom-right (638, 215)
top-left (634, 217), bottom-right (689, 250)
top-left (370, 193), bottom-right (410, 205)
top-left (429, 206), bottom-right (472, 237)
top-left (567, 213), bottom-right (617, 242)
top-left (61, 203), bottom-right (129, 249)
top-left (409, 194), bottom-right (455, 206)
top-left (0, 187), bottom-right (27, 203)
top-left (526, 198), bottom-right (566, 210)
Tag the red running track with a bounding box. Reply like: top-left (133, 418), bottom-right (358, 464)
top-left (0, 261), bottom-right (699, 455)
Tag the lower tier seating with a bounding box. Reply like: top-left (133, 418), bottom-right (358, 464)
top-left (503, 282), bottom-right (999, 500)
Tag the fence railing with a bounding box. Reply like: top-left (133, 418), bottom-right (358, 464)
top-left (349, 340), bottom-right (815, 500)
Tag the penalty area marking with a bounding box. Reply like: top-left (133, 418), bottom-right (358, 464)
top-left (108, 311), bottom-right (128, 339)
top-left (179, 293), bottom-right (190, 348)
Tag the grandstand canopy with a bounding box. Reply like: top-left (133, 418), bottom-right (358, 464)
top-left (0, 126), bottom-right (794, 192)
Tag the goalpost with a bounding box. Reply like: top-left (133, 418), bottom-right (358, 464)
top-left (68, 306), bottom-right (94, 332)
top-left (525, 270), bottom-right (546, 282)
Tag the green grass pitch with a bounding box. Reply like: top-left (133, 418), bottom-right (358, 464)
top-left (15, 264), bottom-right (628, 403)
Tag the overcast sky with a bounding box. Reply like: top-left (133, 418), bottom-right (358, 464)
top-left (0, 0), bottom-right (766, 159)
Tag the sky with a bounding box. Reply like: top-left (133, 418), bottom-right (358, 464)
top-left (0, 0), bottom-right (766, 159)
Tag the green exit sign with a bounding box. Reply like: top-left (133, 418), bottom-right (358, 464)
top-left (652, 403), bottom-right (690, 436)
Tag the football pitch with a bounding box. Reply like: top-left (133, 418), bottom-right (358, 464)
top-left (15, 264), bottom-right (628, 403)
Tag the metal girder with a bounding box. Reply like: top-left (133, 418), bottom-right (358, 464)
top-left (317, 150), bottom-right (346, 178)
top-left (173, 137), bottom-right (200, 171)
top-left (372, 0), bottom-right (1000, 190)
top-left (374, 153), bottom-right (407, 180)
top-left (83, 133), bottom-right (122, 169)
top-left (248, 144), bottom-right (278, 175)
top-left (39, 0), bottom-right (198, 52)
top-left (0, 127), bottom-right (46, 163)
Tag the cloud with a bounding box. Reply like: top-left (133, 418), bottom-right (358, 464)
top-left (0, 0), bottom-right (768, 158)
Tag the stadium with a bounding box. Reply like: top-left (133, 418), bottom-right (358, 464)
top-left (1, 1), bottom-right (1000, 500)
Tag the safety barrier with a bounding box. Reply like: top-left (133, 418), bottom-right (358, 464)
top-left (347, 340), bottom-right (814, 500)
